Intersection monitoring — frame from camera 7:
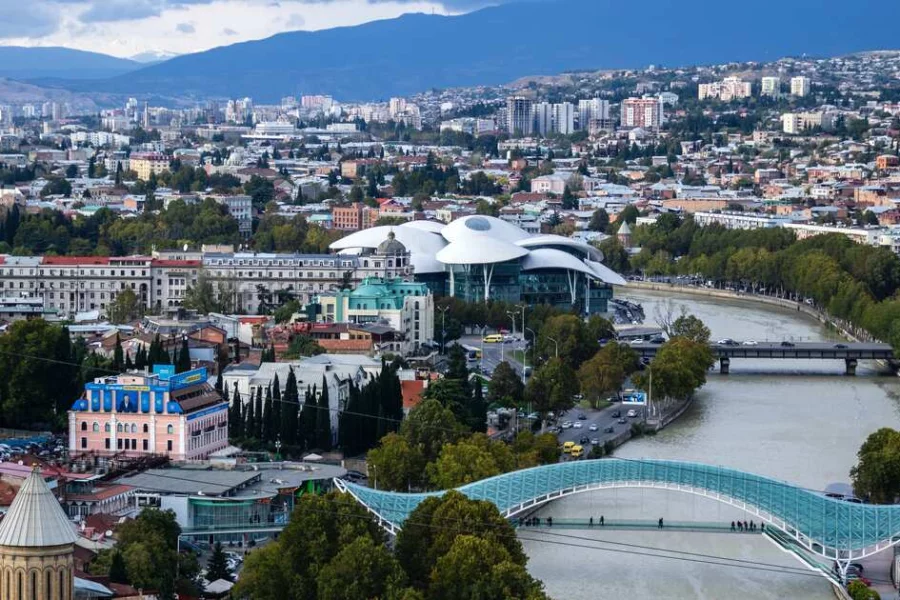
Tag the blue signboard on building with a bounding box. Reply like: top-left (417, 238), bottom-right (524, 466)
top-left (622, 391), bottom-right (647, 405)
top-left (153, 365), bottom-right (175, 380)
top-left (169, 368), bottom-right (207, 390)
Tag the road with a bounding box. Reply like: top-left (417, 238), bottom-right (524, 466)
top-left (554, 403), bottom-right (645, 450)
top-left (459, 335), bottom-right (530, 378)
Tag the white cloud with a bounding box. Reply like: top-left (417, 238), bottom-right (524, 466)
top-left (0, 0), bottom-right (477, 57)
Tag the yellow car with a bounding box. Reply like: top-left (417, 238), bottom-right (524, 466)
top-left (570, 445), bottom-right (584, 458)
top-left (562, 441), bottom-right (575, 454)
top-left (483, 334), bottom-right (503, 343)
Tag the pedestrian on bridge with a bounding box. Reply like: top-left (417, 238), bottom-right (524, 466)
top-left (737, 521), bottom-right (743, 532)
top-left (750, 520), bottom-right (755, 531)
top-left (760, 522), bottom-right (765, 532)
top-left (743, 520), bottom-right (749, 531)
top-left (600, 515), bottom-right (604, 526)
top-left (658, 517), bottom-right (664, 529)
top-left (731, 521), bottom-right (736, 531)
top-left (589, 517), bottom-right (593, 527)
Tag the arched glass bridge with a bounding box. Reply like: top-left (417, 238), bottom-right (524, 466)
top-left (335, 458), bottom-right (900, 577)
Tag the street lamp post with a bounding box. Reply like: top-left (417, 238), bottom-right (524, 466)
top-left (438, 305), bottom-right (450, 355)
top-left (547, 336), bottom-right (559, 359)
top-left (524, 327), bottom-right (536, 387)
top-left (479, 325), bottom-right (487, 375)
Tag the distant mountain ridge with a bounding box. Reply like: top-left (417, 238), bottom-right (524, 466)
top-left (0, 47), bottom-right (139, 80)
top-left (19, 0), bottom-right (900, 101)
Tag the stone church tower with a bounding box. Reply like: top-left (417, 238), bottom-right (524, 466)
top-left (0, 467), bottom-right (77, 600)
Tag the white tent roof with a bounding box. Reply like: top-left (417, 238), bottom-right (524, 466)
top-left (329, 225), bottom-right (447, 274)
top-left (436, 237), bottom-right (529, 265)
top-left (0, 467), bottom-right (77, 548)
top-left (520, 248), bottom-right (597, 277)
top-left (440, 215), bottom-right (531, 244)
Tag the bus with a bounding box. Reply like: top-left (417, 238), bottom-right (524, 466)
top-left (462, 345), bottom-right (482, 361)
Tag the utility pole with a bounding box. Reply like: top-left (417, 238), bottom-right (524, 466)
top-left (437, 305), bottom-right (449, 355)
top-left (547, 336), bottom-right (559, 359)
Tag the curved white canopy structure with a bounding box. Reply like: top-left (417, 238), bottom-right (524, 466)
top-left (516, 234), bottom-right (605, 262)
top-left (440, 215), bottom-right (531, 244)
top-left (436, 238), bottom-right (529, 265)
top-left (520, 248), bottom-right (597, 276)
top-left (586, 259), bottom-right (628, 286)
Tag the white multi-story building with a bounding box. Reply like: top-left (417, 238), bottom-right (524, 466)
top-left (761, 76), bottom-right (781, 97)
top-left (791, 76), bottom-right (811, 97)
top-left (694, 211), bottom-right (791, 230)
top-left (578, 99), bottom-right (610, 130)
top-left (782, 111), bottom-right (837, 134)
top-left (209, 195), bottom-right (253, 238)
top-left (698, 77), bottom-right (752, 102)
top-left (506, 97), bottom-right (534, 136)
top-left (0, 255), bottom-right (201, 318)
top-left (553, 102), bottom-right (575, 135)
top-left (534, 102), bottom-right (553, 136)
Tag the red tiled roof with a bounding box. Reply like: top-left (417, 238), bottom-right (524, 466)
top-left (151, 259), bottom-right (202, 267)
top-left (401, 380), bottom-right (426, 410)
top-left (66, 484), bottom-right (133, 503)
top-left (42, 256), bottom-right (111, 265)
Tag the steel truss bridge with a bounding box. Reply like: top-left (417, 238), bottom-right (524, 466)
top-left (335, 458), bottom-right (900, 580)
top-left (629, 341), bottom-right (895, 374)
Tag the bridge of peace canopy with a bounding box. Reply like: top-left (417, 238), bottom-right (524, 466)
top-left (335, 458), bottom-right (900, 574)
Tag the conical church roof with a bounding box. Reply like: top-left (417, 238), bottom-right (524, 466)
top-left (0, 467), bottom-right (76, 548)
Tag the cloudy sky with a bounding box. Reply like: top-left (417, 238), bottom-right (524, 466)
top-left (0, 0), bottom-right (511, 59)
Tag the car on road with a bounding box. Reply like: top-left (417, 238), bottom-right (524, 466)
top-left (562, 441), bottom-right (575, 453)
top-left (617, 418), bottom-right (627, 424)
top-left (573, 422), bottom-right (583, 429)
top-left (591, 438), bottom-right (601, 445)
top-left (834, 343), bottom-right (848, 349)
top-left (603, 426), bottom-right (615, 433)
top-left (579, 436), bottom-right (590, 445)
top-left (650, 336), bottom-right (665, 344)
top-left (742, 340), bottom-right (758, 346)
top-left (483, 334), bottom-right (503, 343)
top-left (629, 338), bottom-right (644, 345)
top-left (716, 338), bottom-right (736, 345)
top-left (577, 413), bottom-right (587, 420)
top-left (561, 421), bottom-right (572, 429)
top-left (780, 341), bottom-right (795, 347)
top-left (589, 424), bottom-right (598, 431)
top-left (611, 410), bottom-right (621, 418)
top-left (626, 409), bottom-right (638, 418)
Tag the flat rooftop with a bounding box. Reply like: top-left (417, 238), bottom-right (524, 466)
top-left (114, 462), bottom-right (346, 498)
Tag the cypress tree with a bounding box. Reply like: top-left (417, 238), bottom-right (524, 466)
top-left (135, 345), bottom-right (147, 370)
top-left (177, 336), bottom-right (191, 373)
top-left (109, 551), bottom-right (128, 584)
top-left (316, 376), bottom-right (332, 451)
top-left (263, 386), bottom-right (274, 443)
top-left (254, 385), bottom-right (264, 440)
top-left (299, 386), bottom-right (317, 450)
top-left (124, 352), bottom-right (133, 371)
top-left (215, 371), bottom-right (223, 393)
top-left (113, 333), bottom-right (124, 372)
top-left (281, 368), bottom-right (299, 446)
top-left (244, 390), bottom-right (256, 440)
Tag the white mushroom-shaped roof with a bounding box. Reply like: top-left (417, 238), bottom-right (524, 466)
top-left (520, 248), bottom-right (598, 277)
top-left (440, 215), bottom-right (531, 243)
top-left (330, 225), bottom-right (447, 273)
top-left (515, 234), bottom-right (604, 262)
top-left (436, 237), bottom-right (529, 265)
top-left (400, 220), bottom-right (446, 234)
top-left (0, 467), bottom-right (77, 548)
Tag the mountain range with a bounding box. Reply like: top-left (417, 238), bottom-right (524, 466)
top-left (8, 0), bottom-right (900, 102)
top-left (0, 47), bottom-right (138, 81)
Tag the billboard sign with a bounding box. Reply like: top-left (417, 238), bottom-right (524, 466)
top-left (622, 391), bottom-right (647, 405)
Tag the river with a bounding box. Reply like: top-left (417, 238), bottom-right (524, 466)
top-left (521, 288), bottom-right (900, 599)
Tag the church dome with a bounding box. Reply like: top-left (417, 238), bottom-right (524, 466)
top-left (376, 231), bottom-right (407, 256)
top-left (0, 467), bottom-right (76, 548)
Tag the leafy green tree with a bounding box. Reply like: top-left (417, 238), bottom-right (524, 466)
top-left (633, 338), bottom-right (714, 403)
top-left (847, 579), bottom-right (881, 600)
top-left (487, 361), bottom-right (523, 408)
top-left (536, 314), bottom-right (597, 369)
top-left (108, 288), bottom-right (140, 324)
top-left (366, 433), bottom-right (426, 491)
top-left (317, 537), bottom-right (408, 600)
top-left (426, 433), bottom-right (515, 489)
top-left (670, 314), bottom-right (712, 343)
top-left (851, 428), bottom-right (900, 504)
top-left (616, 204), bottom-right (639, 227)
top-left (398, 399), bottom-right (467, 463)
top-left (525, 358), bottom-right (579, 423)
top-left (429, 535), bottom-right (549, 600)
top-left (578, 342), bottom-right (638, 406)
top-left (596, 237), bottom-right (630, 274)
top-left (588, 208), bottom-right (609, 232)
top-left (207, 542), bottom-right (235, 582)
top-left (109, 551), bottom-right (128, 584)
top-left (232, 544), bottom-right (294, 600)
top-left (282, 334), bottom-right (325, 359)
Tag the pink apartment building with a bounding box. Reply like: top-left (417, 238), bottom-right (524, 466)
top-left (68, 366), bottom-right (228, 461)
